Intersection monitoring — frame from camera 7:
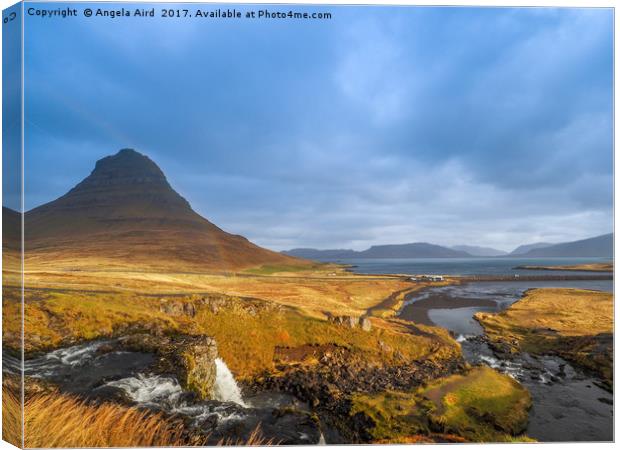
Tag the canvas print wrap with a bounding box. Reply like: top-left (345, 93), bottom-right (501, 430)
top-left (1, 2), bottom-right (614, 447)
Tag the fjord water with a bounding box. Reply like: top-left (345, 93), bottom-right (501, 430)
top-left (340, 256), bottom-right (611, 276)
top-left (400, 280), bottom-right (613, 441)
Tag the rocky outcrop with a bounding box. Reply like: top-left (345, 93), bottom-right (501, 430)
top-left (250, 343), bottom-right (465, 442)
top-left (159, 300), bottom-right (196, 317)
top-left (158, 294), bottom-right (282, 319)
top-left (327, 314), bottom-right (372, 331)
top-left (114, 333), bottom-right (218, 399)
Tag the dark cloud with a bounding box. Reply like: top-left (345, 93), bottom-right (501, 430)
top-left (23, 5), bottom-right (613, 250)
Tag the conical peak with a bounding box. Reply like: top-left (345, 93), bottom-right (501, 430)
top-left (91, 148), bottom-right (166, 180)
top-left (53, 148), bottom-right (192, 213)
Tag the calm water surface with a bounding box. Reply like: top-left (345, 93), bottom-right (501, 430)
top-left (336, 256), bottom-right (612, 276)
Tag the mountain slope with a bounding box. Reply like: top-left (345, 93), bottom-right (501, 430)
top-left (25, 149), bottom-right (305, 272)
top-left (520, 234), bottom-right (613, 258)
top-left (509, 242), bottom-right (552, 256)
top-left (451, 245), bottom-right (507, 257)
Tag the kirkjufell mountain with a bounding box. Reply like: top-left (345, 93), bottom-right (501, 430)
top-left (23, 149), bottom-right (306, 271)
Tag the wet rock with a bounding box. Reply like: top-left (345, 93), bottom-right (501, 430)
top-left (89, 385), bottom-right (135, 405)
top-left (179, 338), bottom-right (218, 400)
top-left (95, 343), bottom-right (115, 355)
top-left (115, 333), bottom-right (218, 400)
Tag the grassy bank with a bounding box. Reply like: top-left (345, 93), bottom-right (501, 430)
top-left (476, 288), bottom-right (613, 388)
top-left (514, 263), bottom-right (612, 272)
top-left (350, 367), bottom-right (532, 443)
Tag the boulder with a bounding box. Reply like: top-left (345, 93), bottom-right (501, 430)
top-left (116, 333), bottom-right (218, 400)
top-left (178, 338), bottom-right (218, 400)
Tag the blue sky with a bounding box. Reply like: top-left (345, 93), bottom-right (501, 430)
top-left (21, 4), bottom-right (613, 251)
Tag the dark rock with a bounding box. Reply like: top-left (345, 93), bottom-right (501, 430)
top-left (115, 333), bottom-right (218, 400)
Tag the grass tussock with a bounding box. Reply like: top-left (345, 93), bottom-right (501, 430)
top-left (476, 288), bottom-right (613, 387)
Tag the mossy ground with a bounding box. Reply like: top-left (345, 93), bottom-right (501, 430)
top-left (350, 367), bottom-right (533, 443)
top-left (476, 288), bottom-right (613, 387)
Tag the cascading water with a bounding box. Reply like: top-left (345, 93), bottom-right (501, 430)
top-left (213, 358), bottom-right (247, 407)
top-left (3, 340), bottom-right (323, 444)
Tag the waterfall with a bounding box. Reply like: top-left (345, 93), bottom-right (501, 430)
top-left (213, 358), bottom-right (247, 407)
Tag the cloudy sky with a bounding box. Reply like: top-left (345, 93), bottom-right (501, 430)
top-left (20, 4), bottom-right (613, 251)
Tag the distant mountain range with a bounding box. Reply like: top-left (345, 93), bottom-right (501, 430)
top-left (284, 243), bottom-right (469, 259)
top-left (451, 245), bottom-right (507, 257)
top-left (515, 233), bottom-right (613, 258)
top-left (12, 148), bottom-right (307, 271)
top-left (284, 234), bottom-right (613, 260)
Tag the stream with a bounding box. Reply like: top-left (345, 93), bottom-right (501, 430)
top-left (399, 280), bottom-right (613, 442)
top-left (3, 341), bottom-right (322, 445)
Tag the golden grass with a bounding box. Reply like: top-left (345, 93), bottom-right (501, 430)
top-left (3, 382), bottom-right (275, 448)
top-left (15, 266), bottom-right (415, 318)
top-left (3, 386), bottom-right (183, 447)
top-left (476, 288), bottom-right (613, 386)
top-left (2, 383), bottom-right (22, 447)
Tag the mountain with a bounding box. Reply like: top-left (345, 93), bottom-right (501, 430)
top-left (451, 245), bottom-right (507, 257)
top-left (282, 248), bottom-right (359, 259)
top-left (283, 243), bottom-right (472, 260)
top-left (518, 234), bottom-right (613, 258)
top-left (360, 243), bottom-right (470, 258)
top-left (24, 149), bottom-right (306, 271)
top-left (509, 242), bottom-right (553, 256)
top-left (3, 206), bottom-right (21, 252)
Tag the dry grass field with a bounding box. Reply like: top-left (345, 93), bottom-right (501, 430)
top-left (3, 262), bottom-right (456, 379)
top-left (11, 262), bottom-right (421, 319)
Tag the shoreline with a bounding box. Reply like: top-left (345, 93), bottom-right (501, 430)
top-left (513, 264), bottom-right (612, 273)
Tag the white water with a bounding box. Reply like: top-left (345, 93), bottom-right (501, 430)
top-left (103, 358), bottom-right (247, 407)
top-left (106, 374), bottom-right (184, 405)
top-left (214, 358), bottom-right (247, 406)
top-left (45, 341), bottom-right (104, 366)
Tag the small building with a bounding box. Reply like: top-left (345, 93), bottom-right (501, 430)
top-left (410, 274), bottom-right (444, 282)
